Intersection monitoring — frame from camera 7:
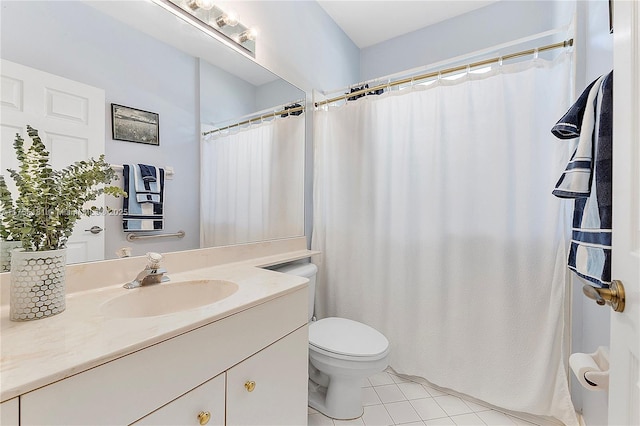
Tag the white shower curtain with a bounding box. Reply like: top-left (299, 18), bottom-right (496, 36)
top-left (312, 54), bottom-right (578, 425)
top-left (201, 114), bottom-right (304, 247)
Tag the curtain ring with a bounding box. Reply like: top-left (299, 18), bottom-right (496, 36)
top-left (410, 77), bottom-right (415, 87)
top-left (498, 56), bottom-right (503, 67)
top-left (466, 64), bottom-right (471, 75)
top-left (437, 71), bottom-right (442, 82)
top-left (533, 48), bottom-right (539, 60)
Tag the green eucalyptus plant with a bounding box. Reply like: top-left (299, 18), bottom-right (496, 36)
top-left (0, 125), bottom-right (126, 252)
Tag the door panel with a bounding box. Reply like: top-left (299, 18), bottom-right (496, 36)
top-left (609, 1), bottom-right (640, 424)
top-left (0, 59), bottom-right (106, 263)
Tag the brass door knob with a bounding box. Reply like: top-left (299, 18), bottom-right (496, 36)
top-left (582, 280), bottom-right (625, 312)
top-left (244, 380), bottom-right (256, 392)
top-left (198, 411), bottom-right (211, 425)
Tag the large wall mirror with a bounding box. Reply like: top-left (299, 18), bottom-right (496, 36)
top-left (0, 0), bottom-right (306, 269)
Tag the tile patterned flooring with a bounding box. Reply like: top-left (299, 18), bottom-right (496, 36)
top-left (308, 370), bottom-right (540, 426)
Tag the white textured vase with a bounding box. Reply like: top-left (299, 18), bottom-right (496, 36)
top-left (1, 240), bottom-right (22, 273)
top-left (10, 248), bottom-right (67, 321)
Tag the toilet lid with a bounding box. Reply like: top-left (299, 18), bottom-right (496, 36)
top-left (309, 317), bottom-right (389, 358)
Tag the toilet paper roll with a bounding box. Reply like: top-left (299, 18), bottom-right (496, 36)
top-left (569, 352), bottom-right (606, 390)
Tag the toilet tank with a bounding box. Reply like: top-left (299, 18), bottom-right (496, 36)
top-left (273, 262), bottom-right (317, 321)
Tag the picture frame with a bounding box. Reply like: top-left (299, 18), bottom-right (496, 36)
top-left (111, 104), bottom-right (160, 146)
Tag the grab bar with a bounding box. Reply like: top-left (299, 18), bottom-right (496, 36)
top-left (126, 230), bottom-right (185, 242)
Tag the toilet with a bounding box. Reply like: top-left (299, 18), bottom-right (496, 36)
top-left (274, 262), bottom-right (390, 420)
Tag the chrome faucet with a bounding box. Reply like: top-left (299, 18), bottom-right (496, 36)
top-left (124, 252), bottom-right (170, 289)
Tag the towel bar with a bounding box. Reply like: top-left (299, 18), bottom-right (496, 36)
top-left (111, 164), bottom-right (175, 180)
top-left (126, 230), bottom-right (185, 242)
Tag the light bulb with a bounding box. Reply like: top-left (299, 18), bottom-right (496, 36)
top-left (233, 28), bottom-right (257, 44)
top-left (186, 0), bottom-right (214, 11)
top-left (215, 11), bottom-right (239, 27)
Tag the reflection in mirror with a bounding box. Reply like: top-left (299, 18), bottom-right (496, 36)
top-left (0, 0), bottom-right (305, 270)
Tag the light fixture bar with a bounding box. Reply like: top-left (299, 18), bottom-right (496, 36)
top-left (151, 0), bottom-right (256, 57)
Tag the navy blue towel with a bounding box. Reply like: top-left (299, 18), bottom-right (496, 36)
top-left (551, 77), bottom-right (598, 139)
top-left (138, 163), bottom-right (157, 189)
top-left (552, 71), bottom-right (613, 288)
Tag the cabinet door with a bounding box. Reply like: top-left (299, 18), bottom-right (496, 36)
top-left (134, 373), bottom-right (225, 426)
top-left (0, 398), bottom-right (19, 426)
top-left (227, 325), bottom-right (308, 426)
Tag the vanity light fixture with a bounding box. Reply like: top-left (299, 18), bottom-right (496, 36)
top-left (159, 0), bottom-right (256, 56)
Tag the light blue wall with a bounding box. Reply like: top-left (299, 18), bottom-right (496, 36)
top-left (360, 0), bottom-right (575, 81)
top-left (223, 1), bottom-right (360, 93)
top-left (199, 60), bottom-right (257, 127)
top-left (571, 2), bottom-right (613, 424)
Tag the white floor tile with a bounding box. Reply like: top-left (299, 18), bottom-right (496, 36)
top-left (384, 401), bottom-right (422, 424)
top-left (424, 417), bottom-right (456, 425)
top-left (374, 384), bottom-right (407, 403)
top-left (309, 412), bottom-right (336, 426)
top-left (369, 372), bottom-right (396, 386)
top-left (310, 406), bottom-right (320, 414)
top-left (335, 417), bottom-right (366, 426)
top-left (363, 387), bottom-right (383, 406)
top-left (398, 382), bottom-right (432, 400)
top-left (410, 398), bottom-right (449, 421)
top-left (400, 422), bottom-right (427, 426)
top-left (476, 410), bottom-right (516, 425)
top-left (362, 404), bottom-right (395, 426)
top-left (433, 395), bottom-right (475, 417)
top-left (450, 413), bottom-right (486, 425)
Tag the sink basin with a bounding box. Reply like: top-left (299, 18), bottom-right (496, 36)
top-left (101, 279), bottom-right (239, 318)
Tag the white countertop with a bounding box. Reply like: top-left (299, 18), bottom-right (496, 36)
top-left (0, 248), bottom-right (315, 402)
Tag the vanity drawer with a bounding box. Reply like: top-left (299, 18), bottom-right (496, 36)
top-left (133, 373), bottom-right (225, 426)
top-left (20, 288), bottom-right (307, 426)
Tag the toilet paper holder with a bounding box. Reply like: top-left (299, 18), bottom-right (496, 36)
top-left (570, 346), bottom-right (610, 391)
top-left (582, 280), bottom-right (625, 312)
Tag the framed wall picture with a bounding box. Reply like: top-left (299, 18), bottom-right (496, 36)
top-left (111, 104), bottom-right (159, 145)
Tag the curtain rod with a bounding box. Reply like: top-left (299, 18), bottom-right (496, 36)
top-left (203, 105), bottom-right (305, 136)
top-left (315, 39), bottom-right (574, 108)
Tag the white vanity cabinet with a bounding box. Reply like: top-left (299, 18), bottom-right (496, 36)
top-left (0, 398), bottom-right (19, 426)
top-left (18, 288), bottom-right (308, 426)
top-left (134, 373), bottom-right (226, 426)
top-left (227, 325), bottom-right (308, 426)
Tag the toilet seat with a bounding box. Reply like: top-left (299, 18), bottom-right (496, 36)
top-left (309, 317), bottom-right (389, 360)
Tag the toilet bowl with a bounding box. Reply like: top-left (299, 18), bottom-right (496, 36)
top-left (273, 262), bottom-right (390, 420)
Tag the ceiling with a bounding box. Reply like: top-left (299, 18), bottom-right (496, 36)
top-left (317, 1), bottom-right (498, 48)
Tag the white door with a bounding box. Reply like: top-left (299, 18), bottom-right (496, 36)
top-left (0, 59), bottom-right (106, 264)
top-left (609, 1), bottom-right (640, 424)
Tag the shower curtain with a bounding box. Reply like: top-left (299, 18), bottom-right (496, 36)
top-left (201, 114), bottom-right (304, 247)
top-left (312, 54), bottom-right (578, 425)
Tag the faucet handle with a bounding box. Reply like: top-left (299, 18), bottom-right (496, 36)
top-left (146, 252), bottom-right (164, 268)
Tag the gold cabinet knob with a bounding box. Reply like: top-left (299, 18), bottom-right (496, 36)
top-left (244, 380), bottom-right (256, 392)
top-left (197, 411), bottom-right (211, 425)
